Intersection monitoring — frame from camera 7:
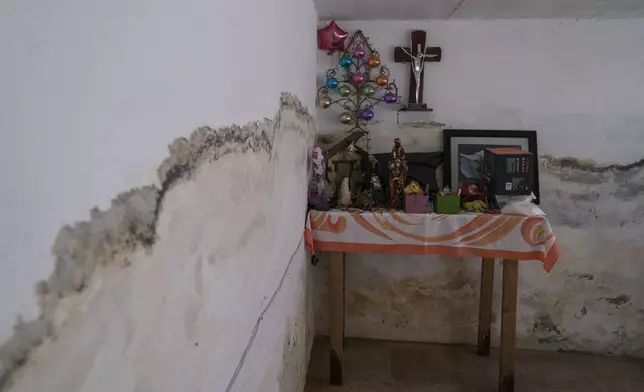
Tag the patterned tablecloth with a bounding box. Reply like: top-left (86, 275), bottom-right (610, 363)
top-left (305, 210), bottom-right (560, 272)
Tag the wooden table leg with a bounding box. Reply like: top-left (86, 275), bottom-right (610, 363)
top-left (477, 257), bottom-right (495, 356)
top-left (329, 252), bottom-right (345, 385)
top-left (499, 259), bottom-right (519, 392)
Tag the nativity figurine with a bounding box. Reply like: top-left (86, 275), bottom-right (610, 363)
top-left (338, 177), bottom-right (352, 207)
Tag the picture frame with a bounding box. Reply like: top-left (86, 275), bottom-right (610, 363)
top-left (442, 129), bottom-right (540, 204)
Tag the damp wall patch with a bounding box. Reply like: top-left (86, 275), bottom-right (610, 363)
top-left (0, 93), bottom-right (318, 392)
top-left (313, 155), bottom-right (644, 357)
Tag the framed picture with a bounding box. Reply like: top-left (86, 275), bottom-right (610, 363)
top-left (442, 129), bottom-right (539, 204)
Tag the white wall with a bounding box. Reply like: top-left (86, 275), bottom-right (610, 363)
top-left (314, 19), bottom-right (644, 356)
top-left (0, 0), bottom-right (316, 345)
top-left (0, 0), bottom-right (318, 389)
top-left (5, 105), bottom-right (316, 392)
top-left (317, 19), bottom-right (644, 162)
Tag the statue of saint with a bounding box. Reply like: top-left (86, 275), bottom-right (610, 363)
top-left (388, 138), bottom-right (407, 207)
top-left (308, 147), bottom-right (329, 206)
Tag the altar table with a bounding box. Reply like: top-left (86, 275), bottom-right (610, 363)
top-left (305, 209), bottom-right (560, 392)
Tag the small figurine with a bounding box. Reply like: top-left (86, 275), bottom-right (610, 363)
top-left (371, 174), bottom-right (386, 206)
top-left (459, 181), bottom-right (486, 202)
top-left (308, 147), bottom-right (329, 206)
top-left (311, 147), bottom-right (325, 177)
top-left (391, 137), bottom-right (406, 161)
top-left (404, 181), bottom-right (424, 195)
top-left (338, 177), bottom-right (352, 207)
top-left (388, 138), bottom-right (407, 208)
top-left (368, 155), bottom-right (380, 174)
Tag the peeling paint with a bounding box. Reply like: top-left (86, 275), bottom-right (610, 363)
top-left (541, 154), bottom-right (644, 173)
top-left (0, 93), bottom-right (313, 391)
top-left (603, 295), bottom-right (631, 307)
top-left (533, 314), bottom-right (561, 335)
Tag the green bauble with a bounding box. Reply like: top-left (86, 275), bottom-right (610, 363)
top-left (361, 84), bottom-right (375, 96)
top-left (338, 85), bottom-right (351, 97)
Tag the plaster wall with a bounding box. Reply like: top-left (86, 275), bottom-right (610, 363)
top-left (0, 0), bottom-right (318, 389)
top-left (314, 19), bottom-right (644, 356)
top-left (5, 100), bottom-right (318, 391)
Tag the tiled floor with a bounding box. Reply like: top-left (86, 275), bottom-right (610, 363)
top-left (304, 337), bottom-right (644, 392)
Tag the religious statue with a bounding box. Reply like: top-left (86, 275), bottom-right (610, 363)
top-left (308, 147), bottom-right (329, 206)
top-left (371, 174), bottom-right (386, 206)
top-left (399, 44), bottom-right (440, 108)
top-left (338, 177), bottom-right (352, 207)
top-left (394, 30), bottom-right (442, 110)
top-left (388, 138), bottom-right (407, 208)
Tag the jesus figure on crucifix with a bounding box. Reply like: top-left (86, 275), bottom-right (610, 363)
top-left (394, 30), bottom-right (442, 110)
top-left (399, 44), bottom-right (439, 106)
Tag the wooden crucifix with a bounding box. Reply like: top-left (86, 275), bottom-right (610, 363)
top-left (394, 30), bottom-right (442, 110)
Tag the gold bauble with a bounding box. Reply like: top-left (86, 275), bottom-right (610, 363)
top-left (368, 55), bottom-right (381, 68)
top-left (375, 74), bottom-right (389, 86)
top-left (339, 111), bottom-right (354, 125)
top-left (318, 95), bottom-right (331, 109)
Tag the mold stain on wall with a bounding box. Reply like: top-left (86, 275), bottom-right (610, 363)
top-left (0, 93), bottom-right (316, 391)
top-left (313, 154), bottom-right (644, 358)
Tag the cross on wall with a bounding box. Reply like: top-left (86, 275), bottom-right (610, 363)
top-left (394, 30), bottom-right (442, 110)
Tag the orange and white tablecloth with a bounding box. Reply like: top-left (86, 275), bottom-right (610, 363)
top-left (305, 210), bottom-right (560, 272)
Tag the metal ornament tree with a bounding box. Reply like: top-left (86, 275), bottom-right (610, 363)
top-left (317, 30), bottom-right (400, 210)
top-left (317, 30), bottom-right (400, 146)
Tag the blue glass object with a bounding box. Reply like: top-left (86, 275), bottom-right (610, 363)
top-left (326, 77), bottom-right (339, 89)
top-left (339, 55), bottom-right (352, 68)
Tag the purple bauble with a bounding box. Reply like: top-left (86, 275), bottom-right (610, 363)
top-left (351, 72), bottom-right (365, 85)
top-left (384, 92), bottom-right (397, 103)
top-left (353, 44), bottom-right (365, 59)
top-left (360, 107), bottom-right (374, 121)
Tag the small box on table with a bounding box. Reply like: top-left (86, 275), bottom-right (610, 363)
top-left (483, 147), bottom-right (533, 196)
top-left (433, 194), bottom-right (461, 214)
top-left (404, 194), bottom-right (429, 214)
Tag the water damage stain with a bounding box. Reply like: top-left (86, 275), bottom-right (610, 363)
top-left (602, 295), bottom-right (631, 307)
top-left (542, 155), bottom-right (644, 173)
top-left (533, 314), bottom-right (562, 335)
top-left (0, 93), bottom-right (313, 390)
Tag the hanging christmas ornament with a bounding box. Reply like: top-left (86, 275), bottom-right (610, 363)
top-left (360, 106), bottom-right (374, 121)
top-left (360, 84), bottom-right (375, 96)
top-left (339, 111), bottom-right (354, 125)
top-left (326, 77), bottom-right (339, 89)
top-left (317, 21), bottom-right (348, 53)
top-left (339, 55), bottom-right (352, 68)
top-left (316, 30), bottom-right (400, 136)
top-left (375, 73), bottom-right (389, 86)
top-left (368, 55), bottom-right (381, 68)
top-left (318, 95), bottom-right (331, 109)
top-left (338, 85), bottom-right (351, 97)
top-left (351, 72), bottom-right (365, 85)
top-left (353, 44), bottom-right (365, 59)
top-left (384, 92), bottom-right (398, 103)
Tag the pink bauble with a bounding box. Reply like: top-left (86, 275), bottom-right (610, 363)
top-left (351, 72), bottom-right (365, 85)
top-left (353, 44), bottom-right (365, 59)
